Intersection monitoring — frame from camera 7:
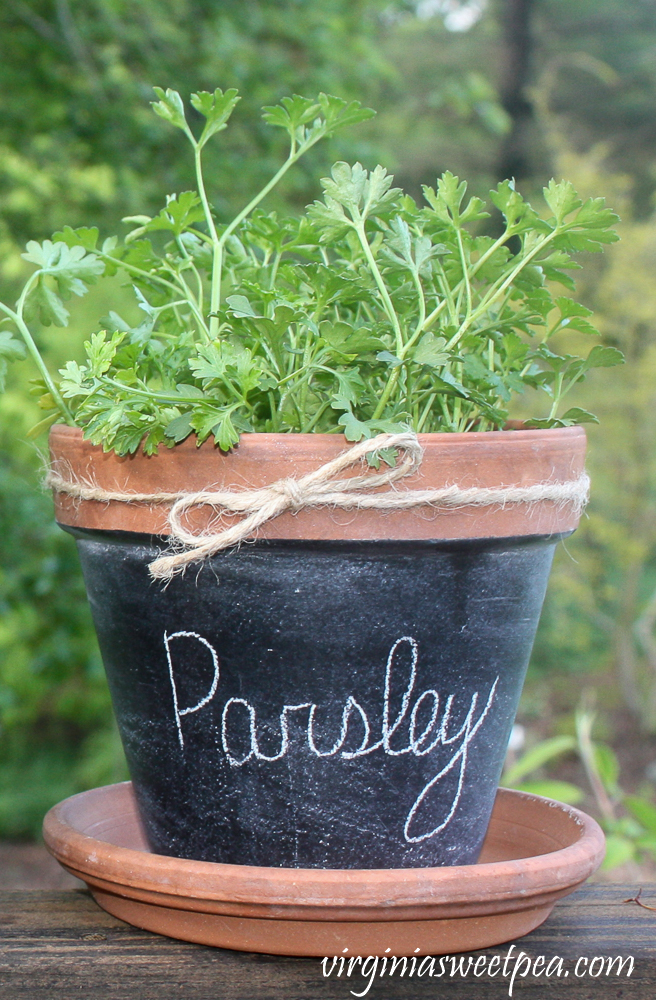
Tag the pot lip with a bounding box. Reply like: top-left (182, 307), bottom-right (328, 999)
top-left (44, 783), bottom-right (605, 911)
top-left (47, 422), bottom-right (588, 542)
top-left (49, 422), bottom-right (586, 452)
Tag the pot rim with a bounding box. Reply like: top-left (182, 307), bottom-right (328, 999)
top-left (48, 423), bottom-right (588, 542)
top-left (49, 421), bottom-right (584, 446)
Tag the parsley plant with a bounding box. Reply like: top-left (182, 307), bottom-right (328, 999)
top-left (0, 88), bottom-right (622, 454)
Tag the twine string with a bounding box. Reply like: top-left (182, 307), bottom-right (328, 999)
top-left (46, 431), bottom-right (589, 581)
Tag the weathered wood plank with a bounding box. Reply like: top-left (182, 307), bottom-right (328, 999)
top-left (0, 885), bottom-right (654, 999)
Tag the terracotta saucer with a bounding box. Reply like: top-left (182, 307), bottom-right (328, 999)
top-left (43, 782), bottom-right (604, 956)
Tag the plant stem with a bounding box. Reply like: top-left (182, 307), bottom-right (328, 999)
top-left (174, 236), bottom-right (204, 311)
top-left (353, 220), bottom-right (404, 355)
top-left (193, 144), bottom-right (222, 340)
top-left (220, 153), bottom-right (297, 250)
top-left (398, 271), bottom-right (427, 359)
top-left (199, 132), bottom-right (327, 340)
top-left (0, 300), bottom-right (74, 423)
top-left (416, 393), bottom-right (436, 432)
top-left (576, 710), bottom-right (617, 823)
top-left (372, 365), bottom-right (401, 420)
top-left (100, 374), bottom-right (251, 411)
top-left (456, 228), bottom-right (472, 321)
top-left (302, 399), bottom-right (331, 433)
top-left (98, 251), bottom-right (210, 340)
top-left (547, 373), bottom-right (564, 419)
top-left (445, 229), bottom-right (560, 351)
top-left (420, 229), bottom-right (511, 334)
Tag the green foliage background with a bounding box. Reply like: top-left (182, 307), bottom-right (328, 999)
top-left (3, 0), bottom-right (656, 837)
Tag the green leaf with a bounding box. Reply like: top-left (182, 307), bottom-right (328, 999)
top-left (226, 295), bottom-right (261, 319)
top-left (330, 392), bottom-right (354, 413)
top-left (30, 280), bottom-right (69, 327)
top-left (241, 306), bottom-right (298, 374)
top-left (382, 217), bottom-right (446, 275)
top-left (338, 408), bottom-right (372, 441)
top-left (559, 407), bottom-right (599, 425)
top-left (151, 87), bottom-right (189, 133)
top-left (51, 226), bottom-right (100, 251)
top-left (164, 412), bottom-right (194, 443)
top-left (306, 195), bottom-right (351, 240)
top-left (501, 332), bottom-right (530, 365)
top-left (594, 742), bottom-right (621, 794)
top-left (412, 333), bottom-right (449, 368)
top-left (625, 796), bottom-right (656, 835)
top-left (551, 296), bottom-right (599, 336)
top-left (212, 410), bottom-right (240, 451)
top-left (511, 780), bottom-right (584, 805)
top-left (317, 162), bottom-right (401, 223)
top-left (85, 331), bottom-right (125, 378)
top-left (59, 360), bottom-right (90, 397)
top-left (334, 369), bottom-right (366, 403)
top-left (503, 735), bottom-right (576, 785)
top-left (189, 404), bottom-right (241, 450)
top-left (601, 835), bottom-right (635, 871)
top-left (0, 330), bottom-right (26, 363)
top-left (21, 241), bottom-right (104, 304)
top-left (121, 239), bottom-right (161, 274)
top-left (463, 354), bottom-right (492, 381)
top-left (173, 383), bottom-right (204, 399)
top-left (583, 344), bottom-right (625, 370)
top-left (377, 350), bottom-right (403, 367)
top-left (0, 330), bottom-right (27, 391)
top-left (423, 171), bottom-right (489, 226)
top-left (555, 296), bottom-right (593, 319)
top-left (190, 88), bottom-right (240, 146)
top-left (189, 342), bottom-right (262, 396)
top-left (543, 179), bottom-right (582, 224)
top-left (319, 322), bottom-right (382, 357)
top-left (263, 94), bottom-right (373, 152)
top-left (137, 192), bottom-right (206, 237)
top-left (25, 412), bottom-right (60, 438)
top-left (316, 93), bottom-right (376, 133)
top-left (262, 95), bottom-right (321, 137)
top-left (489, 180), bottom-right (544, 233)
top-left (426, 171), bottom-right (466, 220)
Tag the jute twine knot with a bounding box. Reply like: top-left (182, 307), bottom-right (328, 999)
top-left (272, 478), bottom-right (307, 508)
top-left (46, 431), bottom-right (589, 582)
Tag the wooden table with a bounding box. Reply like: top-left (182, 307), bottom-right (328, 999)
top-left (1, 884), bottom-right (654, 998)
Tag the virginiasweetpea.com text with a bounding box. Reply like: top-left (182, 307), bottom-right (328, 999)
top-left (321, 943), bottom-right (635, 996)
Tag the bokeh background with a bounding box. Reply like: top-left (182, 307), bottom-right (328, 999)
top-left (2, 0), bottom-right (656, 874)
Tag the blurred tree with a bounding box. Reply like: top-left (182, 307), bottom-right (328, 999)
top-left (535, 0), bottom-right (656, 217)
top-left (374, 1), bottom-right (656, 211)
top-left (0, 390), bottom-right (128, 836)
top-left (523, 105), bottom-right (656, 732)
top-left (496, 0), bottom-right (538, 182)
top-left (360, 5), bottom-right (511, 202)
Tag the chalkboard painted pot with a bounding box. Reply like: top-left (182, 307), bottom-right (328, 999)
top-left (49, 425), bottom-right (586, 871)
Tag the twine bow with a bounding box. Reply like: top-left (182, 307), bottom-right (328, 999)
top-left (46, 431), bottom-right (589, 581)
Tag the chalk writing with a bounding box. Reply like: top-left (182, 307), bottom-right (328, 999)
top-left (164, 630), bottom-right (220, 751)
top-left (164, 632), bottom-right (498, 841)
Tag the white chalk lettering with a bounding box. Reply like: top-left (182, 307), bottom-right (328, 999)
top-left (222, 698), bottom-right (314, 766)
top-left (163, 631), bottom-right (499, 840)
top-left (164, 630), bottom-right (220, 750)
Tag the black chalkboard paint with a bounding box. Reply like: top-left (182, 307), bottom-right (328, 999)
top-left (67, 529), bottom-right (560, 869)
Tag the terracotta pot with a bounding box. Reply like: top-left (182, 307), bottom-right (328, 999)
top-left (49, 425), bottom-right (586, 869)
